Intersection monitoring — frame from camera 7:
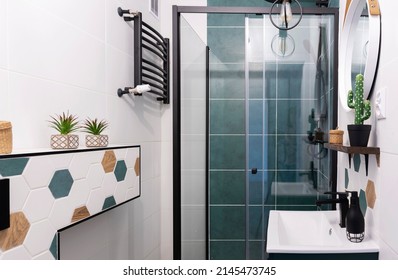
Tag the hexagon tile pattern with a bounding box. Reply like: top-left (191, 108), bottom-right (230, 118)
top-left (102, 150), bottom-right (116, 173)
top-left (0, 146), bottom-right (140, 259)
top-left (49, 169), bottom-right (74, 199)
top-left (0, 212), bottom-right (30, 251)
top-left (359, 189), bottom-right (367, 216)
top-left (114, 160), bottom-right (127, 182)
top-left (0, 158), bottom-right (29, 177)
top-left (366, 180), bottom-right (376, 209)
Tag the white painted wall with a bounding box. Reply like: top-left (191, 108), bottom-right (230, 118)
top-left (0, 0), bottom-right (166, 260)
top-left (338, 0), bottom-right (398, 259)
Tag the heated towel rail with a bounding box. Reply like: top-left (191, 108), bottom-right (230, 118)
top-left (117, 8), bottom-right (170, 104)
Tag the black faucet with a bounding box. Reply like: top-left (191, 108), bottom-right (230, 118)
top-left (316, 192), bottom-right (349, 228)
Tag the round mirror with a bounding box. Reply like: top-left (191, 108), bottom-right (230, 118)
top-left (339, 0), bottom-right (381, 111)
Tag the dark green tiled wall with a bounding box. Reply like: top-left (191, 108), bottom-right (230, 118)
top-left (208, 6), bottom-right (334, 260)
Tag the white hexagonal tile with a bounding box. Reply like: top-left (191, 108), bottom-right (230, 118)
top-left (49, 197), bottom-right (75, 230)
top-left (10, 176), bottom-right (30, 212)
top-left (68, 179), bottom-right (90, 207)
top-left (125, 169), bottom-right (139, 189)
top-left (69, 151), bottom-right (103, 180)
top-left (86, 188), bottom-right (106, 216)
top-left (114, 181), bottom-right (128, 204)
top-left (101, 172), bottom-right (117, 197)
top-left (24, 220), bottom-right (56, 257)
top-left (114, 148), bottom-right (127, 160)
top-left (126, 186), bottom-right (140, 200)
top-left (125, 148), bottom-right (140, 168)
top-left (49, 153), bottom-right (73, 169)
top-left (86, 163), bottom-right (105, 189)
top-left (22, 156), bottom-right (54, 189)
top-left (23, 188), bottom-right (55, 223)
top-left (0, 245), bottom-right (31, 260)
top-left (33, 251), bottom-right (55, 260)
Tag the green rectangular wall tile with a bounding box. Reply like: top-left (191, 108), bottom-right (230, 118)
top-left (277, 100), bottom-right (315, 135)
top-left (249, 171), bottom-right (275, 205)
top-left (210, 135), bottom-right (245, 169)
top-left (208, 14), bottom-right (245, 27)
top-left (210, 206), bottom-right (245, 239)
top-left (210, 241), bottom-right (245, 260)
top-left (208, 27), bottom-right (245, 63)
top-left (210, 63), bottom-right (245, 99)
top-left (276, 136), bottom-right (314, 170)
top-left (248, 241), bottom-right (263, 260)
top-left (210, 100), bottom-right (245, 134)
top-left (210, 171), bottom-right (245, 205)
top-left (249, 100), bottom-right (276, 135)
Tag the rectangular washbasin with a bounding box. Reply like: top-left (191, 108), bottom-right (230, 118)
top-left (267, 210), bottom-right (379, 254)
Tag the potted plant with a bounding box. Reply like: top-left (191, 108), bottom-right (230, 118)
top-left (347, 74), bottom-right (371, 147)
top-left (82, 118), bottom-right (109, 147)
top-left (49, 111), bottom-right (80, 149)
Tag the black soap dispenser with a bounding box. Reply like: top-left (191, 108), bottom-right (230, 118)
top-left (346, 191), bottom-right (365, 243)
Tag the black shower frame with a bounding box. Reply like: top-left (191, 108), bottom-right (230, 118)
top-left (172, 5), bottom-right (339, 260)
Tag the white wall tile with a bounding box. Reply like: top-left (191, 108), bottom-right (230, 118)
top-left (24, 220), bottom-right (56, 257)
top-left (23, 188), bottom-right (55, 223)
top-left (49, 154), bottom-right (74, 170)
top-left (0, 246), bottom-right (31, 260)
top-left (0, 69), bottom-right (9, 120)
top-left (31, 0), bottom-right (106, 42)
top-left (69, 179), bottom-right (91, 207)
top-left (23, 156), bottom-right (54, 189)
top-left (69, 152), bottom-right (103, 180)
top-left (8, 73), bottom-right (107, 150)
top-left (33, 251), bottom-right (55, 260)
top-left (8, 0), bottom-right (106, 92)
top-left (105, 0), bottom-right (134, 56)
top-left (86, 188), bottom-right (107, 215)
top-left (49, 197), bottom-right (75, 229)
top-left (9, 176), bottom-right (30, 212)
top-left (105, 46), bottom-right (134, 96)
top-left (102, 172), bottom-right (118, 197)
top-left (86, 164), bottom-right (105, 190)
top-left (0, 0), bottom-right (6, 68)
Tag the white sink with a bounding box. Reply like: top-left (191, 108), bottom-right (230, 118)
top-left (267, 210), bottom-right (379, 254)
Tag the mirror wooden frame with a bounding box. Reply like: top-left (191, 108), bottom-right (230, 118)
top-left (339, 0), bottom-right (381, 111)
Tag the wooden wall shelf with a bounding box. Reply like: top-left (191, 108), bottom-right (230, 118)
top-left (324, 143), bottom-right (380, 176)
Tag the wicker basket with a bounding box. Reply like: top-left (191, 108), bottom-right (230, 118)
top-left (0, 121), bottom-right (12, 154)
top-left (329, 129), bottom-right (344, 145)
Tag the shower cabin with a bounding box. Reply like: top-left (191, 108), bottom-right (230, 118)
top-left (173, 5), bottom-right (338, 260)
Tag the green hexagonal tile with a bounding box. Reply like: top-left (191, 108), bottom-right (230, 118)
top-left (50, 234), bottom-right (58, 259)
top-left (114, 160), bottom-right (127, 182)
top-left (359, 189), bottom-right (367, 216)
top-left (102, 196), bottom-right (116, 210)
top-left (345, 168), bottom-right (349, 189)
top-left (49, 169), bottom-right (74, 199)
top-left (353, 154), bottom-right (361, 172)
top-left (0, 158), bottom-right (29, 177)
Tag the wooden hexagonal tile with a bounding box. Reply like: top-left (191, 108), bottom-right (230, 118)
top-left (0, 212), bottom-right (30, 251)
top-left (366, 180), bottom-right (376, 209)
top-left (71, 206), bottom-right (91, 223)
top-left (134, 157), bottom-right (140, 177)
top-left (101, 150), bottom-right (116, 173)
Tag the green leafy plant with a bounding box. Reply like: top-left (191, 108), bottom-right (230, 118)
top-left (49, 111), bottom-right (79, 135)
top-left (81, 118), bottom-right (109, 135)
top-left (347, 74), bottom-right (371, 125)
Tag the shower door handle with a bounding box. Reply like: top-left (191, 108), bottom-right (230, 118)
top-left (251, 168), bottom-right (258, 175)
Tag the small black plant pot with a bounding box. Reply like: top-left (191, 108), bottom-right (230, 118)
top-left (347, 124), bottom-right (371, 147)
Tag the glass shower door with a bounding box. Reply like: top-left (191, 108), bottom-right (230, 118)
top-left (245, 14), bottom-right (335, 259)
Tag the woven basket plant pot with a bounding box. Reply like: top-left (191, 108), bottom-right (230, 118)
top-left (51, 134), bottom-right (79, 149)
top-left (85, 135), bottom-right (108, 147)
top-left (0, 121), bottom-right (12, 154)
